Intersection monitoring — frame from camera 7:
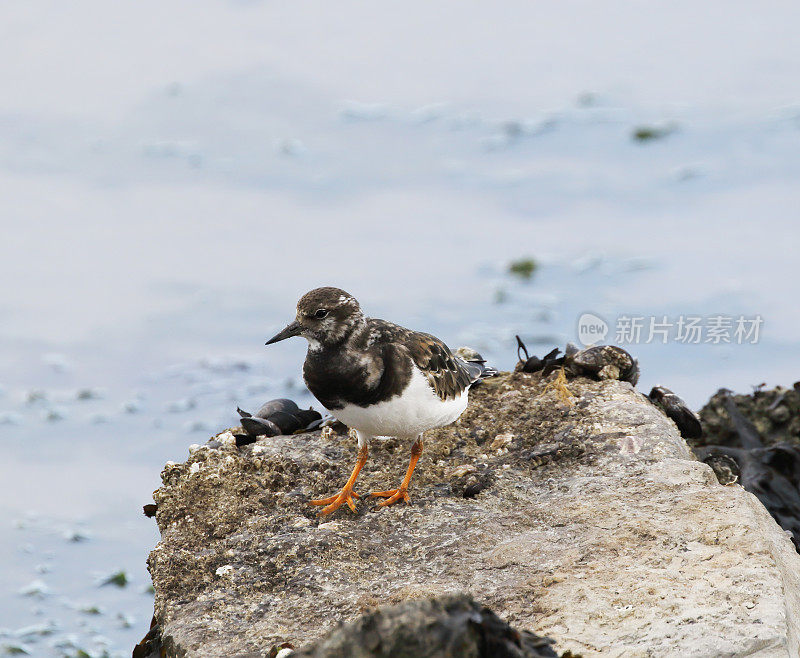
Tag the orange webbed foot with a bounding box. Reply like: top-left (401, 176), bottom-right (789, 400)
top-left (370, 487), bottom-right (411, 508)
top-left (309, 488), bottom-right (360, 515)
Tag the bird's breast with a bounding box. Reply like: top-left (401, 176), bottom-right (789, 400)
top-left (332, 366), bottom-right (468, 439)
top-left (302, 348), bottom-right (384, 410)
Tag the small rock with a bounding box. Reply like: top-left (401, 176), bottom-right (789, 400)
top-left (317, 521), bottom-right (343, 532)
top-left (217, 431), bottom-right (237, 446)
top-left (454, 346), bottom-right (483, 361)
top-left (490, 433), bottom-right (514, 451)
top-left (450, 464), bottom-right (478, 478)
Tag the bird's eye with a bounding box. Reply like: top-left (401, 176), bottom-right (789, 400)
top-left (314, 309), bottom-right (328, 319)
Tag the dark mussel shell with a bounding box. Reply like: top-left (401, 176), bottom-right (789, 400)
top-left (515, 336), bottom-right (563, 374)
top-left (254, 398), bottom-right (299, 419)
top-left (292, 409), bottom-right (323, 430)
top-left (649, 386), bottom-right (702, 439)
top-left (241, 416), bottom-right (282, 437)
top-left (537, 348), bottom-right (565, 376)
top-left (265, 411), bottom-right (303, 435)
top-left (570, 345), bottom-right (639, 385)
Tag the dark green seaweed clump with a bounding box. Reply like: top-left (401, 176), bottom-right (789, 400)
top-left (632, 124), bottom-right (675, 142)
top-left (102, 571), bottom-right (128, 588)
top-left (508, 257), bottom-right (538, 280)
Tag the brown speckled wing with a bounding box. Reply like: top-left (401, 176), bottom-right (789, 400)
top-left (366, 318), bottom-right (481, 401)
top-left (404, 332), bottom-right (474, 401)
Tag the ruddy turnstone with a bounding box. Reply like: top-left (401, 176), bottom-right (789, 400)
top-left (265, 287), bottom-right (496, 515)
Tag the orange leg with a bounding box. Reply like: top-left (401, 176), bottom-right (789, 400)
top-left (309, 444), bottom-right (368, 516)
top-left (370, 437), bottom-right (423, 508)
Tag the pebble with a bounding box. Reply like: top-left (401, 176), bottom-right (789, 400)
top-left (317, 521), bottom-right (343, 532)
top-left (450, 464), bottom-right (478, 478)
top-left (217, 431), bottom-right (236, 446)
top-left (489, 433), bottom-right (514, 451)
top-left (215, 565), bottom-right (234, 577)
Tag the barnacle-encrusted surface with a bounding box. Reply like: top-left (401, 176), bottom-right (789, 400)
top-left (147, 372), bottom-right (800, 657)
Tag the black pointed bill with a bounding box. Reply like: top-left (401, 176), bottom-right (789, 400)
top-left (265, 320), bottom-right (302, 345)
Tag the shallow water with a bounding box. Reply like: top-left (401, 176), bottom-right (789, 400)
top-left (1, 1), bottom-right (799, 655)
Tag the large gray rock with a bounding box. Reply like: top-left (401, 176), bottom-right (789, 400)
top-left (147, 372), bottom-right (800, 657)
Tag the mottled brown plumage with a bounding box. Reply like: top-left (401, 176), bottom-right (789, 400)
top-left (265, 286), bottom-right (495, 515)
top-left (383, 326), bottom-right (478, 401)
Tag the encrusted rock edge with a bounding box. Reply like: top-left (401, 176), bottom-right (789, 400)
top-left (146, 372), bottom-right (800, 657)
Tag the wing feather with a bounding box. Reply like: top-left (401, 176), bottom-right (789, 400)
top-left (366, 318), bottom-right (493, 400)
top-left (404, 332), bottom-right (473, 400)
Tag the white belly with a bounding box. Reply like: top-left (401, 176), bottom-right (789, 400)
top-left (332, 367), bottom-right (468, 439)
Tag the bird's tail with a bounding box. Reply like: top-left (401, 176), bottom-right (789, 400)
top-left (455, 350), bottom-right (499, 385)
top-left (472, 360), bottom-right (498, 380)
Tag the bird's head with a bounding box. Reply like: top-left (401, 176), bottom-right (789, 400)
top-left (265, 287), bottom-right (364, 349)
